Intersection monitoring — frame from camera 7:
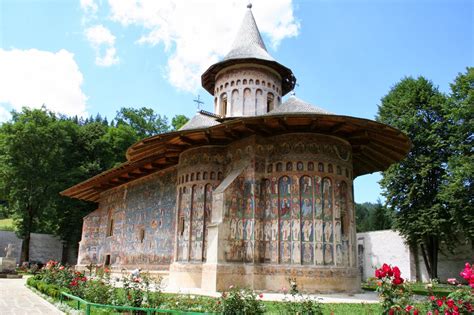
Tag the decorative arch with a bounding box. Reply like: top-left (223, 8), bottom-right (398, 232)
top-left (202, 184), bottom-right (213, 261)
top-left (322, 177), bottom-right (334, 265)
top-left (300, 176), bottom-right (313, 264)
top-left (243, 88), bottom-right (252, 115)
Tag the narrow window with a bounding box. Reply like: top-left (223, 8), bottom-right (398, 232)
top-left (221, 93), bottom-right (228, 116)
top-left (104, 255), bottom-right (111, 266)
top-left (179, 217), bottom-right (185, 236)
top-left (107, 211), bottom-right (114, 237)
top-left (267, 93), bottom-right (274, 112)
top-left (139, 229), bottom-right (145, 243)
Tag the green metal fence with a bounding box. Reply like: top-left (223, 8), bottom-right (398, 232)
top-left (60, 291), bottom-right (212, 315)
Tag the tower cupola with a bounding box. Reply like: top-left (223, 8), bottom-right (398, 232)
top-left (201, 5), bottom-right (296, 117)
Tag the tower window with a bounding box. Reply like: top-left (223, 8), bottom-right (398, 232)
top-left (267, 93), bottom-right (274, 112)
top-left (220, 93), bottom-right (228, 116)
top-left (243, 79), bottom-right (248, 85)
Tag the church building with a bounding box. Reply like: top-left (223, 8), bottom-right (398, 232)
top-left (62, 5), bottom-right (411, 293)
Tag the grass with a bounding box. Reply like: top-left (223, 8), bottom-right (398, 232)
top-left (0, 218), bottom-right (15, 231)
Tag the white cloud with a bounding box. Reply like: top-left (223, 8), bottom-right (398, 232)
top-left (0, 106), bottom-right (11, 123)
top-left (80, 0), bottom-right (98, 15)
top-left (0, 49), bottom-right (88, 117)
top-left (85, 25), bottom-right (119, 67)
top-left (105, 0), bottom-right (299, 92)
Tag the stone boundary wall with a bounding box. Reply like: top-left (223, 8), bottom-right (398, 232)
top-left (357, 229), bottom-right (473, 282)
top-left (0, 231), bottom-right (63, 264)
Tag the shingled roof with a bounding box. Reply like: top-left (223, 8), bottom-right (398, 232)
top-left (201, 6), bottom-right (296, 96)
top-left (268, 95), bottom-right (333, 115)
top-left (223, 6), bottom-right (275, 62)
top-left (179, 110), bottom-right (221, 131)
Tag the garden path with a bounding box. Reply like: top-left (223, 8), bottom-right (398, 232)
top-left (0, 278), bottom-right (64, 315)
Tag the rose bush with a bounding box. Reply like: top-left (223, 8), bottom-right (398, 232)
top-left (375, 263), bottom-right (417, 314)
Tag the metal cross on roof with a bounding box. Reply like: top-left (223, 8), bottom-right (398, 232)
top-left (193, 95), bottom-right (204, 110)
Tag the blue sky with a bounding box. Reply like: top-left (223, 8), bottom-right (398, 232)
top-left (0, 0), bottom-right (472, 203)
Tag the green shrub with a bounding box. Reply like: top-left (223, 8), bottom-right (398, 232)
top-left (219, 286), bottom-right (266, 315)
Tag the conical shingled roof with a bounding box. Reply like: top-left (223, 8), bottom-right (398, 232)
top-left (268, 95), bottom-right (334, 115)
top-left (201, 6), bottom-right (296, 96)
top-left (223, 8), bottom-right (275, 62)
top-left (179, 110), bottom-right (220, 131)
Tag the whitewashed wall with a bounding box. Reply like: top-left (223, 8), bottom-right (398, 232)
top-left (357, 230), bottom-right (473, 282)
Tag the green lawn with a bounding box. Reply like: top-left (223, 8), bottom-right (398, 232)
top-left (0, 218), bottom-right (14, 231)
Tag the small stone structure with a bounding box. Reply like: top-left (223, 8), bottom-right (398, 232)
top-left (0, 243), bottom-right (16, 273)
top-left (62, 5), bottom-right (411, 293)
top-left (0, 231), bottom-right (64, 265)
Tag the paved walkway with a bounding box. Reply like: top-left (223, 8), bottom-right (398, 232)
top-left (163, 287), bottom-right (379, 304)
top-left (0, 278), bottom-right (64, 315)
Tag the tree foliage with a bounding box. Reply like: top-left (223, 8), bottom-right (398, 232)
top-left (171, 114), bottom-right (189, 131)
top-left (376, 71), bottom-right (473, 279)
top-left (0, 106), bottom-right (187, 262)
top-left (355, 200), bottom-right (393, 232)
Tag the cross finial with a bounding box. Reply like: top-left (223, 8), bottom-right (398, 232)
top-left (193, 95), bottom-right (204, 111)
top-left (247, 2), bottom-right (252, 9)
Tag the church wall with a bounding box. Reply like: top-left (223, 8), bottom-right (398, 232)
top-left (220, 134), bottom-right (356, 269)
top-left (77, 169), bottom-right (177, 270)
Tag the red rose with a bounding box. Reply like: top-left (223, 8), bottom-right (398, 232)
top-left (437, 299), bottom-right (444, 307)
top-left (430, 295), bottom-right (436, 301)
top-left (388, 308), bottom-right (395, 315)
top-left (446, 299), bottom-right (455, 308)
top-left (382, 263), bottom-right (392, 275)
top-left (405, 305), bottom-right (413, 312)
top-left (392, 266), bottom-right (401, 278)
top-left (375, 269), bottom-right (386, 279)
top-left (413, 309), bottom-right (419, 315)
top-left (392, 277), bottom-right (404, 285)
top-left (259, 293), bottom-right (263, 298)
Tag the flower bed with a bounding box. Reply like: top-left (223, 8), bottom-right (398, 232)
top-left (372, 262), bottom-right (473, 315)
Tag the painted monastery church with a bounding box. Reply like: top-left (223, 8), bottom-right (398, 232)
top-left (63, 5), bottom-right (411, 293)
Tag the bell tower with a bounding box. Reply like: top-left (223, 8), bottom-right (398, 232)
top-left (201, 4), bottom-right (296, 117)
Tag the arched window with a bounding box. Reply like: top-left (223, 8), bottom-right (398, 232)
top-left (203, 172), bottom-right (208, 180)
top-left (186, 174), bottom-right (189, 182)
top-left (210, 172), bottom-right (216, 180)
top-left (278, 176), bottom-right (292, 264)
top-left (300, 176), bottom-right (314, 265)
top-left (237, 79), bottom-right (241, 86)
top-left (231, 89), bottom-right (239, 114)
top-left (243, 79), bottom-right (248, 85)
top-left (249, 79), bottom-right (254, 85)
top-left (202, 184), bottom-right (213, 261)
top-left (225, 82), bottom-right (229, 88)
top-left (107, 210), bottom-right (114, 237)
top-left (220, 92), bottom-right (228, 116)
top-left (267, 92), bottom-right (274, 112)
top-left (267, 164), bottom-right (273, 173)
top-left (308, 162), bottom-right (314, 171)
top-left (231, 81), bottom-right (235, 87)
top-left (322, 177), bottom-right (333, 265)
top-left (286, 162), bottom-right (293, 171)
top-left (218, 172), bottom-right (222, 180)
top-left (243, 88), bottom-right (251, 115)
top-left (328, 164), bottom-right (333, 173)
top-left (318, 163), bottom-right (324, 172)
top-left (276, 162), bottom-right (283, 172)
top-left (190, 173), bottom-right (194, 181)
top-left (196, 172), bottom-right (201, 180)
top-left (256, 80), bottom-right (260, 85)
top-left (256, 89), bottom-right (263, 111)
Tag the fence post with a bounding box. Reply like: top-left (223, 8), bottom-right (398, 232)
top-left (77, 300), bottom-right (80, 310)
top-left (85, 303), bottom-right (91, 315)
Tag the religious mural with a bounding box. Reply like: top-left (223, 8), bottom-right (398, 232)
top-left (78, 171), bottom-right (177, 268)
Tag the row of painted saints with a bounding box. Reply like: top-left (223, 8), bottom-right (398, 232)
top-left (224, 175), bottom-right (352, 265)
top-left (176, 174), bottom-right (351, 266)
